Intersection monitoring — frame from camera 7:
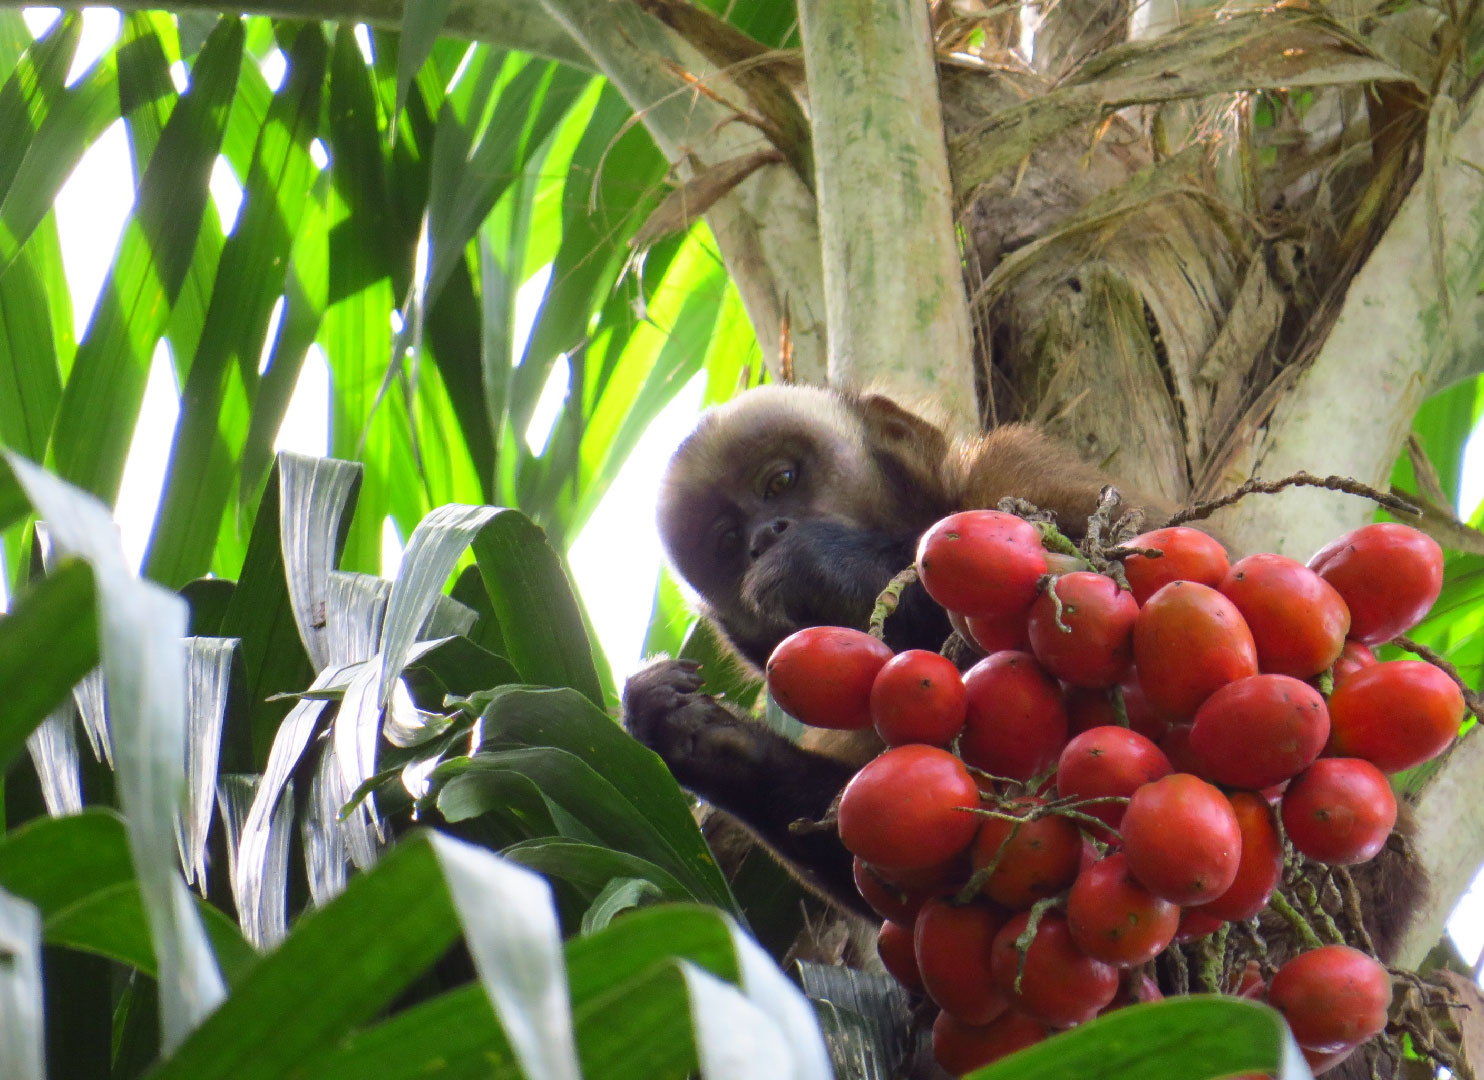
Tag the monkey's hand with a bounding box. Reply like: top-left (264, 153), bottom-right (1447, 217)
top-left (622, 657), bottom-right (866, 912)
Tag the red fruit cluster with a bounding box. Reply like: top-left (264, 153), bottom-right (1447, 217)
top-left (763, 513), bottom-right (1451, 1077)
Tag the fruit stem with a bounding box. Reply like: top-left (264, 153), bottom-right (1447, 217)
top-left (1196, 922), bottom-right (1230, 992)
top-left (868, 565), bottom-right (920, 639)
top-left (1165, 471), bottom-right (1422, 527)
top-left (1268, 889), bottom-right (1325, 950)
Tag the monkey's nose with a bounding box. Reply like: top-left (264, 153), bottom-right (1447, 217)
top-left (749, 518), bottom-right (791, 560)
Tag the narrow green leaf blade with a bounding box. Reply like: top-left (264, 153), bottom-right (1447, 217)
top-left (470, 511), bottom-right (602, 704)
top-left (48, 17), bottom-right (244, 503)
top-left (0, 558), bottom-right (96, 769)
top-left (146, 836), bottom-right (460, 1080)
top-left (968, 997), bottom-right (1310, 1080)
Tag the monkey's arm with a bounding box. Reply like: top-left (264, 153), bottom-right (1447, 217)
top-left (623, 657), bottom-right (868, 913)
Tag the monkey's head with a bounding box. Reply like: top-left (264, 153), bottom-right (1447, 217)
top-left (657, 386), bottom-right (957, 668)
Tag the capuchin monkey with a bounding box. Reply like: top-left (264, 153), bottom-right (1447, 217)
top-left (623, 385), bottom-right (1171, 911)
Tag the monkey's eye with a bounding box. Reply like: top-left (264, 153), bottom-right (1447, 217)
top-left (763, 466), bottom-right (797, 499)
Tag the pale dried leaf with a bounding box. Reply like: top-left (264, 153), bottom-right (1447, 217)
top-left (633, 149), bottom-right (785, 248)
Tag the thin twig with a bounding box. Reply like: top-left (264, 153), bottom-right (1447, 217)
top-left (1168, 471), bottom-right (1422, 526)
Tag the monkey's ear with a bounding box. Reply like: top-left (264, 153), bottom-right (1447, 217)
top-left (857, 394), bottom-right (950, 462)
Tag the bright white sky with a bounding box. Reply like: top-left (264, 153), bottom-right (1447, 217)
top-left (16, 6), bottom-right (1484, 972)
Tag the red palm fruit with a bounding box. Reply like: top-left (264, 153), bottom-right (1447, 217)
top-left (1308, 522), bottom-right (1443, 645)
top-left (1189, 792), bottom-right (1282, 922)
top-left (1055, 725), bottom-right (1172, 834)
top-left (960, 652), bottom-right (1069, 781)
top-left (1121, 773), bottom-right (1243, 905)
top-left (1123, 526), bottom-right (1231, 605)
top-left (1134, 581), bottom-right (1258, 719)
top-left (1218, 553), bottom-right (1350, 678)
top-left (915, 899), bottom-right (1010, 1024)
top-left (1281, 758), bottom-right (1397, 865)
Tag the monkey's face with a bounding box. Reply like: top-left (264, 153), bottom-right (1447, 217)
top-left (657, 387), bottom-right (956, 667)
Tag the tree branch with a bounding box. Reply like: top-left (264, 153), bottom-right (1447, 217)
top-left (796, 0), bottom-right (978, 429)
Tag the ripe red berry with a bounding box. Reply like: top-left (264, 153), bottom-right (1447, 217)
top-left (1134, 581), bottom-right (1259, 719)
top-left (970, 799), bottom-right (1082, 910)
top-left (917, 510), bottom-right (1048, 619)
top-left (1189, 674), bottom-right (1329, 790)
top-left (1281, 758), bottom-right (1397, 866)
top-left (1218, 553), bottom-right (1350, 679)
top-left (915, 899), bottom-right (1010, 1024)
top-left (870, 649), bottom-right (967, 747)
top-left (960, 651), bottom-right (1068, 781)
top-left (877, 919), bottom-right (921, 989)
top-left (1066, 853), bottom-right (1180, 966)
top-left (931, 1009), bottom-right (1048, 1078)
top-left (1329, 640), bottom-right (1377, 690)
top-left (1326, 660), bottom-right (1463, 773)
top-left (1064, 676), bottom-right (1171, 742)
top-left (1026, 571), bottom-right (1139, 688)
top-left (766, 626), bottom-right (893, 729)
top-left (989, 911), bottom-right (1119, 1027)
top-left (1123, 527), bottom-right (1230, 606)
top-left (1055, 726), bottom-right (1172, 834)
top-left (838, 746), bottom-right (982, 871)
top-left (1308, 522), bottom-right (1443, 645)
top-left (1269, 945), bottom-right (1392, 1052)
top-left (852, 857), bottom-right (957, 926)
top-left (1189, 791), bottom-right (1282, 922)
top-left (962, 609), bottom-right (1031, 653)
top-left (1121, 773), bottom-right (1243, 905)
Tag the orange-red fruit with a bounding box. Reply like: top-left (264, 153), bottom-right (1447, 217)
top-left (960, 652), bottom-right (1069, 781)
top-left (1268, 945), bottom-right (1392, 1052)
top-left (915, 899), bottom-right (1010, 1024)
top-left (1066, 853), bottom-right (1180, 966)
top-left (931, 1010), bottom-right (1048, 1077)
top-left (765, 626), bottom-right (893, 730)
top-left (1026, 571), bottom-right (1139, 688)
top-left (1055, 726), bottom-right (1172, 833)
top-left (838, 746), bottom-right (981, 871)
top-left (1330, 640), bottom-right (1377, 690)
top-left (870, 649), bottom-right (967, 747)
top-left (989, 912), bottom-right (1119, 1027)
top-left (853, 857), bottom-right (956, 926)
top-left (962, 609), bottom-right (1031, 654)
top-left (1281, 758), bottom-right (1397, 866)
top-left (1308, 522), bottom-right (1443, 645)
top-left (1190, 792), bottom-right (1283, 922)
top-left (917, 510), bottom-right (1049, 619)
top-left (1326, 660), bottom-right (1463, 773)
top-left (1123, 527), bottom-right (1231, 606)
top-left (1218, 554), bottom-right (1350, 678)
top-left (877, 920), bottom-right (921, 990)
top-left (1174, 907), bottom-right (1225, 943)
top-left (1189, 674), bottom-right (1329, 790)
top-left (1121, 773), bottom-right (1243, 905)
top-left (1134, 581), bottom-right (1259, 719)
top-left (970, 800), bottom-right (1082, 909)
